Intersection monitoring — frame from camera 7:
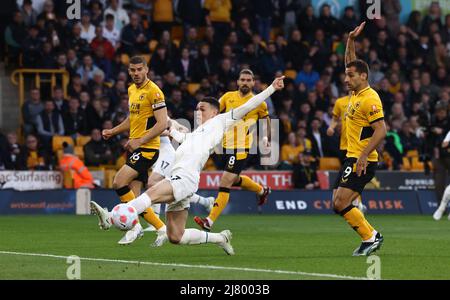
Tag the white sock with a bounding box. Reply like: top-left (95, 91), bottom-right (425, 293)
top-left (179, 228), bottom-right (225, 245)
top-left (206, 217), bottom-right (214, 226)
top-left (364, 230), bottom-right (378, 243)
top-left (152, 203), bottom-right (161, 215)
top-left (128, 193), bottom-right (151, 214)
top-left (438, 185), bottom-right (450, 211)
top-left (157, 225), bottom-right (166, 233)
top-left (197, 195), bottom-right (212, 209)
top-left (258, 188), bottom-right (264, 196)
top-left (188, 194), bottom-right (200, 204)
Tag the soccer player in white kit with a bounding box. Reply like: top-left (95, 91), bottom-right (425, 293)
top-left (433, 130), bottom-right (450, 220)
top-left (144, 134), bottom-right (215, 232)
top-left (91, 76), bottom-right (285, 254)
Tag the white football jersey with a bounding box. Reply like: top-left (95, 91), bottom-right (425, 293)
top-left (171, 113), bottom-right (232, 181)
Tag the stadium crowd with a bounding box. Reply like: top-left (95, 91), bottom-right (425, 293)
top-left (0, 0), bottom-right (449, 185)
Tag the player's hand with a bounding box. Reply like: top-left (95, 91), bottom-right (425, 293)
top-left (349, 21), bottom-right (366, 40)
top-left (102, 129), bottom-right (113, 140)
top-left (326, 127), bottom-right (335, 136)
top-left (356, 154), bottom-right (368, 177)
top-left (125, 138), bottom-right (142, 152)
top-left (271, 76), bottom-right (285, 90)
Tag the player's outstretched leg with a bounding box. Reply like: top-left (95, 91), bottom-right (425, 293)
top-left (238, 175), bottom-right (271, 206)
top-left (90, 201), bottom-right (112, 230)
top-left (189, 194), bottom-right (215, 212)
top-left (334, 187), bottom-right (383, 256)
top-left (433, 184), bottom-right (450, 220)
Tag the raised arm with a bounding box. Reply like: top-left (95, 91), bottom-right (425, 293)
top-left (231, 76), bottom-right (285, 121)
top-left (345, 22), bottom-right (365, 65)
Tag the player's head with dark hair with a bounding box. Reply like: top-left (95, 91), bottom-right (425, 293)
top-left (128, 56), bottom-right (149, 86)
top-left (345, 59), bottom-right (370, 92)
top-left (238, 69), bottom-right (255, 95)
top-left (196, 96), bottom-right (220, 125)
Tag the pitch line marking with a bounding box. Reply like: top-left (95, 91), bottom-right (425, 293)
top-left (0, 250), bottom-right (367, 280)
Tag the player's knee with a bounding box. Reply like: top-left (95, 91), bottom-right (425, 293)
top-left (220, 175), bottom-right (237, 188)
top-left (333, 195), bottom-right (345, 214)
top-left (167, 231), bottom-right (182, 244)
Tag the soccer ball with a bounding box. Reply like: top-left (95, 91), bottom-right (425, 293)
top-left (111, 204), bottom-right (139, 231)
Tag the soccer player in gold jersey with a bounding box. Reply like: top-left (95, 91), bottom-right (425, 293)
top-left (91, 56), bottom-right (168, 244)
top-left (194, 69), bottom-right (271, 231)
top-left (328, 95), bottom-right (367, 213)
top-left (334, 22), bottom-right (386, 256)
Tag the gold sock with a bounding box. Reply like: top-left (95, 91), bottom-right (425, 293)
top-left (208, 187), bottom-right (230, 222)
top-left (115, 186), bottom-right (135, 202)
top-left (140, 208), bottom-right (165, 230)
top-left (116, 186), bottom-right (165, 229)
top-left (341, 206), bottom-right (374, 241)
top-left (239, 175), bottom-right (263, 194)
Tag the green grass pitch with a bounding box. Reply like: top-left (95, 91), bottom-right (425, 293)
top-left (0, 214), bottom-right (449, 279)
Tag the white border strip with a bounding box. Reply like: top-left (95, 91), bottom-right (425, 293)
top-left (0, 250), bottom-right (367, 280)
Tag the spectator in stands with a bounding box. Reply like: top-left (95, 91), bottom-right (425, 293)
top-left (102, 14), bottom-right (121, 49)
top-left (5, 11), bottom-right (27, 64)
top-left (83, 128), bottom-right (114, 166)
top-left (280, 132), bottom-right (302, 168)
top-left (22, 88), bottom-right (44, 135)
top-left (120, 12), bottom-right (148, 55)
top-left (180, 27), bottom-right (201, 60)
top-left (104, 0), bottom-right (129, 31)
top-left (309, 118), bottom-right (327, 158)
top-left (52, 86), bottom-right (68, 114)
top-left (63, 98), bottom-right (89, 138)
top-left (297, 4), bottom-right (318, 42)
top-left (59, 141), bottom-right (94, 189)
top-left (195, 43), bottom-right (216, 81)
top-left (204, 0), bottom-right (232, 41)
top-left (152, 0), bottom-right (174, 38)
top-left (65, 22), bottom-right (91, 58)
top-left (79, 10), bottom-right (96, 43)
top-left (261, 42), bottom-right (285, 83)
top-left (174, 47), bottom-right (196, 82)
top-left (91, 25), bottom-right (115, 61)
top-left (254, 0), bottom-right (274, 42)
top-left (293, 150), bottom-right (320, 190)
top-left (2, 131), bottom-right (27, 170)
top-left (294, 60), bottom-right (320, 90)
top-left (20, 0), bottom-right (38, 27)
top-left (150, 45), bottom-right (173, 76)
top-left (36, 99), bottom-right (65, 148)
top-left (21, 25), bottom-right (42, 68)
top-left (177, 0), bottom-right (204, 39)
top-left (77, 54), bottom-right (100, 85)
top-left (340, 6), bottom-right (358, 34)
top-left (285, 29), bottom-right (309, 71)
top-left (24, 134), bottom-right (52, 170)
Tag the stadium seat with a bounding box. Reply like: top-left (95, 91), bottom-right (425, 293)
top-left (52, 136), bottom-right (74, 152)
top-left (319, 157), bottom-right (341, 170)
top-left (285, 69), bottom-right (297, 79)
top-left (406, 150), bottom-right (419, 158)
top-left (76, 135), bottom-right (91, 147)
top-left (411, 157), bottom-right (424, 171)
top-left (121, 53), bottom-right (130, 65)
top-left (187, 83), bottom-right (200, 95)
top-left (402, 157), bottom-right (411, 171)
top-left (142, 54), bottom-right (152, 64)
top-left (149, 40), bottom-right (158, 52)
top-left (171, 26), bottom-right (183, 40)
top-left (74, 146), bottom-right (84, 160)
